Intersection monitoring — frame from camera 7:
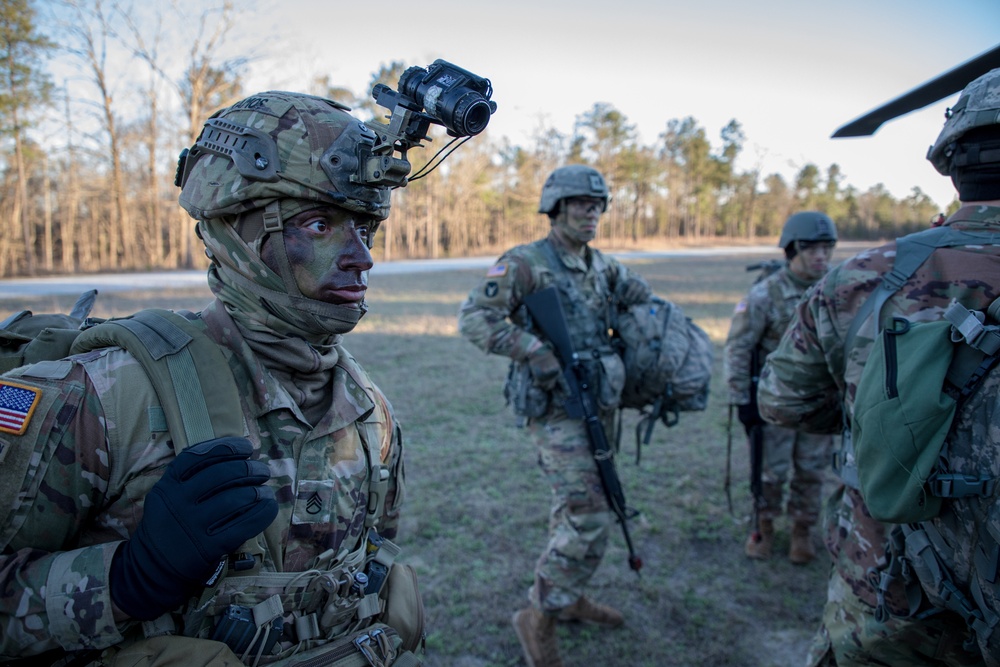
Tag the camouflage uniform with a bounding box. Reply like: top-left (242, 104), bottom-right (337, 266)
top-left (757, 205), bottom-right (1000, 667)
top-left (0, 294), bottom-right (403, 662)
top-left (457, 232), bottom-right (643, 613)
top-left (725, 266), bottom-right (833, 527)
top-left (0, 90), bottom-right (417, 665)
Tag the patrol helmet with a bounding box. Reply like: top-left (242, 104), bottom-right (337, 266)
top-left (538, 165), bottom-right (609, 215)
top-left (778, 211), bottom-right (838, 249)
top-left (927, 68), bottom-right (1000, 176)
top-left (177, 91), bottom-right (391, 226)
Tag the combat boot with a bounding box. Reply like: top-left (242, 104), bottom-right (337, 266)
top-left (512, 607), bottom-right (563, 667)
top-left (744, 518), bottom-right (774, 559)
top-left (557, 596), bottom-right (625, 628)
top-left (789, 522), bottom-right (817, 564)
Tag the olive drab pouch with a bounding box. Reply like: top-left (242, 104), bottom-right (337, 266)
top-left (107, 635), bottom-right (243, 667)
top-left (591, 350), bottom-right (625, 412)
top-left (378, 563), bottom-right (426, 653)
top-left (504, 360), bottom-right (550, 421)
top-left (852, 299), bottom-right (1000, 523)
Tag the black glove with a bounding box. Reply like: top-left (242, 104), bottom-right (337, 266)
top-left (737, 402), bottom-right (765, 433)
top-left (110, 437), bottom-right (278, 620)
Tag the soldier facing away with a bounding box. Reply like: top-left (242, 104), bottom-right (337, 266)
top-left (0, 92), bottom-right (418, 665)
top-left (758, 68), bottom-right (1000, 666)
top-left (724, 212), bottom-right (837, 564)
top-left (457, 165), bottom-right (652, 667)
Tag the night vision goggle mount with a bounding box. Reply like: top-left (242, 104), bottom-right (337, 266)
top-left (173, 59), bottom-right (496, 194)
top-left (363, 59), bottom-right (497, 187)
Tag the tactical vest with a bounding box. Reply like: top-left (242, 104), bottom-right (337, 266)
top-left (532, 239), bottom-right (624, 413)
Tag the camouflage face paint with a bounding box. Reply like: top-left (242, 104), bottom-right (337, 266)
top-left (553, 197), bottom-right (603, 247)
top-left (262, 206), bottom-right (374, 307)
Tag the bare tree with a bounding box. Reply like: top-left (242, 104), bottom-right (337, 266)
top-left (58, 0), bottom-right (134, 268)
top-left (0, 0), bottom-right (56, 275)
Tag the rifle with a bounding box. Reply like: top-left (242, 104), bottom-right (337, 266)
top-left (747, 347), bottom-right (766, 545)
top-left (746, 259), bottom-right (785, 284)
top-left (522, 286), bottom-right (643, 574)
top-left (724, 404), bottom-right (734, 516)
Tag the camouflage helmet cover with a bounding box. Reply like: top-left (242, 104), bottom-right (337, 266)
top-left (778, 211), bottom-right (838, 248)
top-left (538, 165), bottom-right (609, 214)
top-left (178, 91), bottom-right (391, 222)
top-left (927, 68), bottom-right (1000, 175)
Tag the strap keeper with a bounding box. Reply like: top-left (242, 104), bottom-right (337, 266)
top-left (356, 592), bottom-right (382, 620)
top-left (263, 200), bottom-right (283, 233)
top-left (881, 267), bottom-right (911, 292)
top-left (294, 613), bottom-right (320, 642)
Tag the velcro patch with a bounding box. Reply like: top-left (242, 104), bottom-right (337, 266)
top-left (486, 263), bottom-right (508, 278)
top-left (0, 380), bottom-right (42, 436)
top-left (734, 299), bottom-right (747, 314)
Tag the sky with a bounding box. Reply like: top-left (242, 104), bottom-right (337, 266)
top-left (37, 0), bottom-right (995, 213)
top-left (230, 0), bottom-right (998, 211)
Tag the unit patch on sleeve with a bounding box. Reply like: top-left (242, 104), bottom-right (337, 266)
top-left (0, 380), bottom-right (42, 436)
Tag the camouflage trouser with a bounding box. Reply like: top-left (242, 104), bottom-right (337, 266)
top-left (757, 422), bottom-right (832, 525)
top-left (806, 568), bottom-right (985, 667)
top-left (525, 409), bottom-right (612, 613)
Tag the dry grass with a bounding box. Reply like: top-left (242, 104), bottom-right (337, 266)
top-left (1, 247), bottom-right (861, 667)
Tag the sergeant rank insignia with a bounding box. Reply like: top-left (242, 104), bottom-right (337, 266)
top-left (0, 381), bottom-right (42, 436)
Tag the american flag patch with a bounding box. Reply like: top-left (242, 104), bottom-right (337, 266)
top-left (486, 263), bottom-right (508, 277)
top-left (0, 381), bottom-right (42, 436)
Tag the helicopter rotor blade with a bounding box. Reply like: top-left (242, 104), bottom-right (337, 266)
top-left (832, 43), bottom-right (1000, 138)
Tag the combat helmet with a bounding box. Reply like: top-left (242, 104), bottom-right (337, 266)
top-left (538, 165), bottom-right (609, 215)
top-left (176, 91), bottom-right (389, 339)
top-left (778, 211), bottom-right (838, 249)
top-left (927, 68), bottom-right (1000, 176)
top-left (177, 91), bottom-right (391, 230)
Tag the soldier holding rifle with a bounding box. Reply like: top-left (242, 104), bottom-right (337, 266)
top-left (724, 212), bottom-right (837, 564)
top-left (458, 165), bottom-right (652, 667)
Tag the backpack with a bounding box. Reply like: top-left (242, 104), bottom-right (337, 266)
top-left (838, 226), bottom-right (1000, 660)
top-left (852, 299), bottom-right (1000, 523)
top-left (0, 290), bottom-right (243, 448)
top-left (612, 296), bottom-right (713, 450)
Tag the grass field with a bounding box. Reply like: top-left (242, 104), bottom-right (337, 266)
top-left (1, 246), bottom-right (862, 667)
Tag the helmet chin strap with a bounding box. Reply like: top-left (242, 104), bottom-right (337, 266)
top-left (260, 200), bottom-right (306, 301)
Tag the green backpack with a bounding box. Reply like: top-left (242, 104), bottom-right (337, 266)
top-left (852, 299), bottom-right (1000, 523)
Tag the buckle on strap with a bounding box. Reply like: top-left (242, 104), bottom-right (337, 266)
top-left (880, 267), bottom-right (911, 292)
top-left (928, 473), bottom-right (996, 499)
top-left (354, 628), bottom-right (397, 667)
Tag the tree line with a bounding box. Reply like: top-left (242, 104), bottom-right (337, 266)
top-left (0, 0), bottom-right (952, 278)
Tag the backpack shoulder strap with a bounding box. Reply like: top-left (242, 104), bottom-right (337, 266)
top-left (70, 309), bottom-right (244, 450)
top-left (843, 227), bottom-right (1000, 372)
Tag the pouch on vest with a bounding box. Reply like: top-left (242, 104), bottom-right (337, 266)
top-left (852, 316), bottom-right (957, 523)
top-left (503, 360), bottom-right (550, 421)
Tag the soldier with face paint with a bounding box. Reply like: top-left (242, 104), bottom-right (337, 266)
top-left (0, 92), bottom-right (417, 666)
top-left (458, 165), bottom-right (652, 667)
